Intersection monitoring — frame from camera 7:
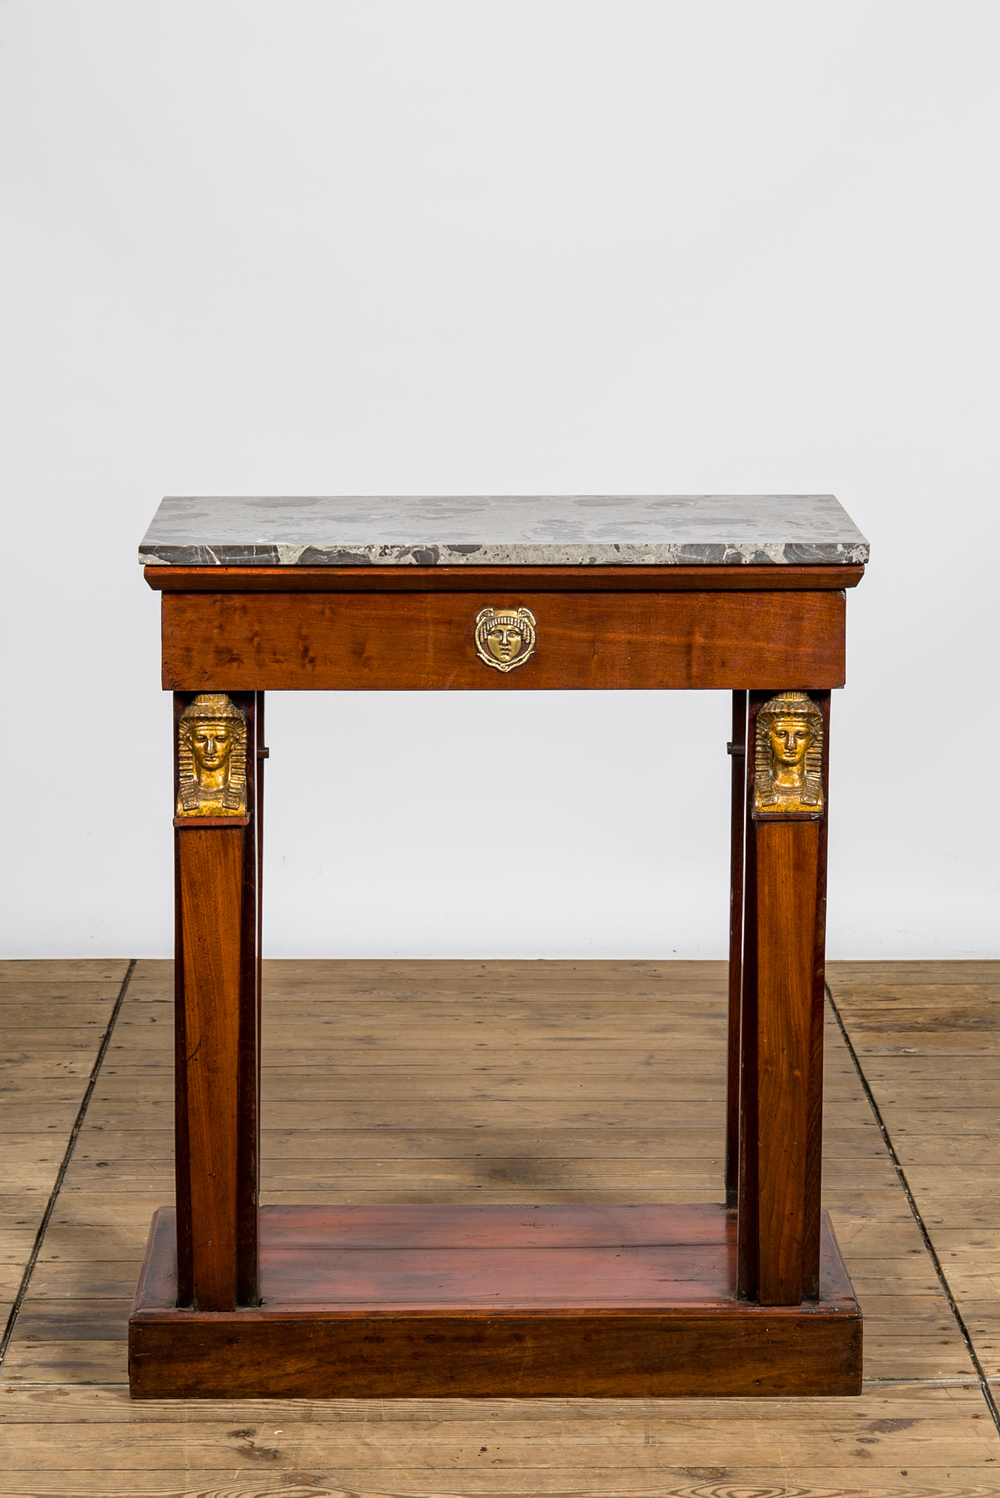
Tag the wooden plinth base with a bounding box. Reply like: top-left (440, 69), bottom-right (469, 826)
top-left (129, 1203), bottom-right (861, 1398)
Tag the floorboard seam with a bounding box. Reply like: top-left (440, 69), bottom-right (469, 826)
top-left (0, 958), bottom-right (137, 1370)
top-left (826, 981), bottom-right (1000, 1437)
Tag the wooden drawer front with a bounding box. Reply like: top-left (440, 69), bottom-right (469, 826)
top-left (161, 589), bottom-right (846, 692)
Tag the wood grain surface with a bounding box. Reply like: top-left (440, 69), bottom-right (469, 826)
top-left (129, 1202), bottom-right (860, 1399)
top-left (160, 588), bottom-right (847, 691)
top-left (176, 826), bottom-right (244, 1310)
top-left (1, 957), bottom-right (997, 1494)
top-left (725, 689), bottom-right (747, 1207)
top-left (751, 819), bottom-right (821, 1303)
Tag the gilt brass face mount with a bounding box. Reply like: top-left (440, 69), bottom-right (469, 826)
top-left (176, 693), bottom-right (248, 817)
top-left (753, 690), bottom-right (824, 819)
top-left (474, 606), bottom-right (537, 673)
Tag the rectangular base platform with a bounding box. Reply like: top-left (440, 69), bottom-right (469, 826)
top-left (129, 1203), bottom-right (862, 1398)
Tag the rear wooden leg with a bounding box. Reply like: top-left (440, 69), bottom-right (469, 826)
top-left (173, 691), bottom-right (261, 1310)
top-left (738, 690), bottom-right (829, 1305)
top-left (725, 690), bottom-right (748, 1208)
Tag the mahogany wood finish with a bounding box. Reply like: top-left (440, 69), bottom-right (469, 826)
top-left (804, 693), bottom-right (832, 1300)
top-left (145, 562), bottom-right (865, 593)
top-left (129, 1204), bottom-right (861, 1399)
top-left (173, 692), bottom-right (260, 1311)
top-left (737, 691), bottom-right (830, 1307)
top-left (236, 689), bottom-right (264, 1308)
top-left (724, 690), bottom-right (748, 1208)
top-left (160, 589), bottom-right (847, 693)
top-left (248, 689), bottom-right (265, 1307)
top-left (138, 559), bottom-right (861, 1397)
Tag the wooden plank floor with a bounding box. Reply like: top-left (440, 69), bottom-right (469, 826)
top-left (0, 957), bottom-right (998, 1495)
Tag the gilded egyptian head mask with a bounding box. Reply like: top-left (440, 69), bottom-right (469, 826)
top-left (176, 693), bottom-right (247, 817)
top-left (753, 691), bottom-right (824, 818)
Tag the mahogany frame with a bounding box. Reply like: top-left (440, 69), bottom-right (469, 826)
top-left (129, 563), bottom-right (864, 1398)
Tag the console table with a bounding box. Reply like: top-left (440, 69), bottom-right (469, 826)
top-left (129, 493), bottom-right (868, 1398)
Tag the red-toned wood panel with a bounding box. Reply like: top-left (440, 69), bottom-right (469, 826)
top-left (249, 1201), bottom-right (731, 1248)
top-left (161, 590), bottom-right (846, 691)
top-left (128, 1204), bottom-right (861, 1398)
top-left (146, 563), bottom-right (865, 593)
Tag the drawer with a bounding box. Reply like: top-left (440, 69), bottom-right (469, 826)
top-left (161, 588), bottom-right (846, 692)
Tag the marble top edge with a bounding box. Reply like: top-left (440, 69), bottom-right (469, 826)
top-left (139, 495), bottom-right (869, 567)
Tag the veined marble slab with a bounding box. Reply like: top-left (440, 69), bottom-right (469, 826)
top-left (139, 494), bottom-right (868, 567)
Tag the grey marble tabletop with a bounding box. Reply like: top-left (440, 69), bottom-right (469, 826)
top-left (139, 495), bottom-right (868, 568)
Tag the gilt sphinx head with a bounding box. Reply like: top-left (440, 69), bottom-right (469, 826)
top-left (176, 693), bottom-right (247, 817)
top-left (754, 691), bottom-right (824, 816)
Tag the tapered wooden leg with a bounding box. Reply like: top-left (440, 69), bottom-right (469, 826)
top-left (738, 691), bottom-right (829, 1305)
top-left (725, 690), bottom-right (748, 1208)
top-left (174, 692), bottom-right (260, 1311)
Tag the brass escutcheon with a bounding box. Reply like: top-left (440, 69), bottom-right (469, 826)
top-left (474, 606), bottom-right (537, 673)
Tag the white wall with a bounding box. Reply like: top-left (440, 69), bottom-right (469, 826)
top-left (2, 1), bottom-right (997, 959)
